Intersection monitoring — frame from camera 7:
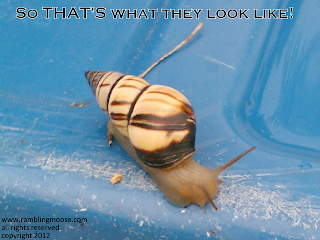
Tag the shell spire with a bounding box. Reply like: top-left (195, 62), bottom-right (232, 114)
top-left (85, 71), bottom-right (149, 138)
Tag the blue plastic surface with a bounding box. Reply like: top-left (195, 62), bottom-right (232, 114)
top-left (1, 0), bottom-right (320, 239)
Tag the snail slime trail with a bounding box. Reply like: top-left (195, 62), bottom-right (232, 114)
top-left (85, 23), bottom-right (256, 211)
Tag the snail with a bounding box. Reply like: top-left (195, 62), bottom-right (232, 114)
top-left (85, 23), bottom-right (255, 211)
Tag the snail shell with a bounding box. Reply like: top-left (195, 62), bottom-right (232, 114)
top-left (85, 70), bottom-right (255, 211)
top-left (86, 71), bottom-right (196, 169)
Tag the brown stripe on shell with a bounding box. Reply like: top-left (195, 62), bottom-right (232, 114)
top-left (147, 90), bottom-right (180, 100)
top-left (130, 113), bottom-right (195, 131)
top-left (134, 133), bottom-right (196, 169)
top-left (147, 90), bottom-right (194, 117)
top-left (110, 100), bottom-right (132, 106)
top-left (110, 113), bottom-right (127, 121)
top-left (130, 122), bottom-right (192, 131)
top-left (99, 83), bottom-right (111, 87)
top-left (114, 124), bottom-right (127, 129)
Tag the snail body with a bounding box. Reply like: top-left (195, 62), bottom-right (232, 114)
top-left (85, 70), bottom-right (255, 211)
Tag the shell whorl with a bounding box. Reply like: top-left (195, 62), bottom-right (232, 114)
top-left (86, 71), bottom-right (149, 137)
top-left (86, 71), bottom-right (196, 169)
top-left (128, 85), bottom-right (196, 168)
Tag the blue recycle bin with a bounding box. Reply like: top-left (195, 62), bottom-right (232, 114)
top-left (1, 0), bottom-right (320, 239)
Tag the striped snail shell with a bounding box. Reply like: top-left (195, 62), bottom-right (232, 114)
top-left (85, 70), bottom-right (255, 211)
top-left (86, 71), bottom-right (196, 169)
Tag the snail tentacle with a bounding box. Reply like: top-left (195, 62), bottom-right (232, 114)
top-left (107, 120), bottom-right (114, 146)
